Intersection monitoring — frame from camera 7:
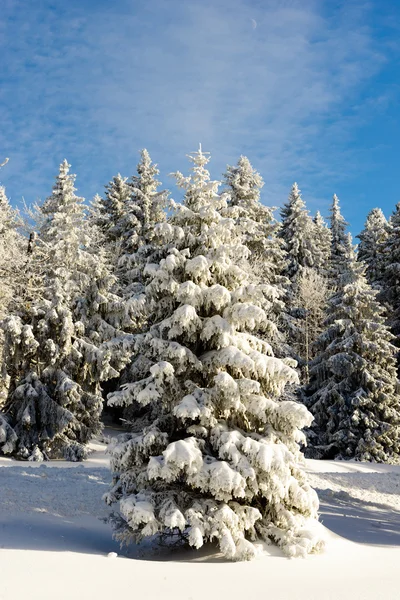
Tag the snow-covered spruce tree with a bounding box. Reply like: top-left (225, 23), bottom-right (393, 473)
top-left (312, 211), bottom-right (332, 277)
top-left (224, 156), bottom-right (287, 289)
top-left (0, 185), bottom-right (25, 321)
top-left (303, 244), bottom-right (400, 462)
top-left (280, 183), bottom-right (316, 281)
top-left (357, 207), bottom-right (388, 288)
top-left (87, 175), bottom-right (134, 284)
top-left (0, 171), bottom-right (27, 406)
top-left (131, 149), bottom-right (166, 240)
top-left (223, 156), bottom-right (288, 358)
top-left (104, 147), bottom-right (323, 561)
top-left (0, 157), bottom-right (29, 319)
top-left (379, 202), bottom-right (400, 339)
top-left (114, 150), bottom-right (167, 332)
top-left (0, 160), bottom-right (125, 461)
top-left (328, 194), bottom-right (350, 281)
top-left (287, 213), bottom-right (331, 375)
top-left (101, 151), bottom-right (168, 418)
top-left (78, 205), bottom-right (135, 370)
top-left (87, 192), bottom-right (113, 251)
top-left (279, 185), bottom-right (321, 371)
top-left (92, 174), bottom-right (132, 246)
top-left (103, 174), bottom-right (132, 240)
top-left (118, 150), bottom-right (167, 292)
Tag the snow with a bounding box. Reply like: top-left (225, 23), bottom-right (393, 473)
top-left (307, 458), bottom-right (400, 524)
top-left (0, 432), bottom-right (399, 599)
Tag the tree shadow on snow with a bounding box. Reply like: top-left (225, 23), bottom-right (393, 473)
top-left (0, 464), bottom-right (120, 557)
top-left (0, 513), bottom-right (121, 556)
top-left (0, 513), bottom-right (281, 563)
top-left (0, 465), bottom-right (285, 562)
top-left (317, 488), bottom-right (400, 546)
top-left (4, 464), bottom-right (399, 558)
top-left (120, 539), bottom-right (283, 563)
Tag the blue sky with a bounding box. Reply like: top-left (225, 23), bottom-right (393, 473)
top-left (1, 0), bottom-right (400, 235)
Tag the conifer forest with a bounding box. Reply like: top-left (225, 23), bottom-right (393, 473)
top-left (1, 148), bottom-right (400, 567)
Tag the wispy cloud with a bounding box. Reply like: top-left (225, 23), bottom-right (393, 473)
top-left (0, 0), bottom-right (390, 216)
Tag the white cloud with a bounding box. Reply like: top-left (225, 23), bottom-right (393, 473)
top-left (0, 0), bottom-right (387, 214)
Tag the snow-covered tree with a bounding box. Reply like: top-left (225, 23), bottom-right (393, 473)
top-left (224, 156), bottom-right (286, 288)
top-left (379, 202), bottom-right (400, 338)
top-left (328, 194), bottom-right (350, 280)
top-left (115, 150), bottom-right (167, 329)
top-left (78, 221), bottom-right (135, 364)
top-left (0, 185), bottom-right (25, 320)
top-left (312, 211), bottom-right (332, 277)
top-left (303, 246), bottom-right (400, 462)
top-left (280, 183), bottom-right (316, 281)
top-left (104, 147), bottom-right (323, 561)
top-left (103, 174), bottom-right (132, 240)
top-left (87, 176), bottom-right (133, 284)
top-left (357, 208), bottom-right (388, 288)
top-left (131, 149), bottom-right (166, 238)
top-left (279, 186), bottom-right (323, 368)
top-left (0, 160), bottom-right (128, 461)
top-left (98, 151), bottom-right (169, 419)
top-left (0, 172), bottom-right (27, 405)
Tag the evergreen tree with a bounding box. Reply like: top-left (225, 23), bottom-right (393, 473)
top-left (312, 211), bottom-right (332, 277)
top-left (224, 156), bottom-right (286, 288)
top-left (131, 149), bottom-right (166, 239)
top-left (87, 176), bottom-right (133, 285)
top-left (0, 173), bottom-right (27, 406)
top-left (328, 194), bottom-right (350, 279)
top-left (357, 208), bottom-right (388, 287)
top-left (0, 161), bottom-right (128, 461)
top-left (0, 184), bottom-right (25, 320)
top-left (279, 185), bottom-right (321, 368)
top-left (77, 214), bottom-right (135, 365)
top-left (93, 174), bottom-right (132, 246)
top-left (104, 147), bottom-right (323, 561)
top-left (117, 149), bottom-right (167, 329)
top-left (380, 202), bottom-right (400, 338)
top-left (280, 183), bottom-right (316, 281)
top-left (304, 246), bottom-right (400, 462)
top-left (104, 151), bottom-right (168, 420)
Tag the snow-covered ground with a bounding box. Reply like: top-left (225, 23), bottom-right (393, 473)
top-left (1, 433), bottom-right (399, 600)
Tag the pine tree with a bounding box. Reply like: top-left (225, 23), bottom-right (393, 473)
top-left (77, 217), bottom-right (135, 367)
top-left (328, 194), bottom-right (350, 279)
top-left (0, 161), bottom-right (126, 461)
top-left (97, 174), bottom-right (132, 245)
top-left (279, 185), bottom-right (321, 370)
top-left (312, 211), bottom-right (332, 277)
top-left (0, 173), bottom-right (27, 406)
top-left (0, 185), bottom-right (25, 320)
top-left (131, 148), bottom-right (166, 239)
top-left (87, 176), bottom-right (133, 287)
top-left (117, 149), bottom-right (167, 328)
top-left (379, 202), bottom-right (400, 338)
top-left (104, 147), bottom-right (323, 561)
top-left (304, 246), bottom-right (400, 462)
top-left (102, 151), bottom-right (168, 420)
top-left (280, 183), bottom-right (316, 282)
top-left (224, 156), bottom-right (286, 288)
top-left (357, 208), bottom-right (388, 287)
top-left (87, 193), bottom-right (105, 229)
